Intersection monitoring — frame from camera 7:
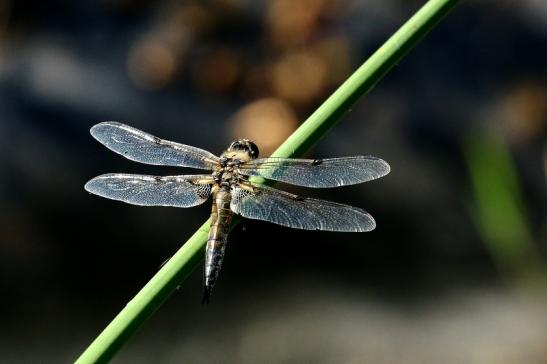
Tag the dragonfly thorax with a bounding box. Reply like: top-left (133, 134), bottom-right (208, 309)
top-left (214, 156), bottom-right (247, 188)
top-left (214, 139), bottom-right (258, 188)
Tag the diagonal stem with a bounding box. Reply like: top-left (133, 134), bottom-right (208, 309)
top-left (76, 0), bottom-right (459, 362)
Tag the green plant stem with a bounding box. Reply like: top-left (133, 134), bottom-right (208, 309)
top-left (465, 129), bottom-right (546, 286)
top-left (76, 0), bottom-right (459, 362)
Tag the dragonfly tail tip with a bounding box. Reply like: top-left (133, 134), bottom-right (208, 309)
top-left (201, 288), bottom-right (211, 305)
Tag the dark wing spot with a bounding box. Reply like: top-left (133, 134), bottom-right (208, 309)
top-left (293, 195), bottom-right (305, 202)
top-left (311, 159), bottom-right (323, 166)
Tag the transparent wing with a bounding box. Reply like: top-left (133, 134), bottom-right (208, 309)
top-left (85, 174), bottom-right (213, 207)
top-left (230, 183), bottom-right (375, 232)
top-left (238, 156), bottom-right (390, 188)
top-left (90, 122), bottom-right (219, 170)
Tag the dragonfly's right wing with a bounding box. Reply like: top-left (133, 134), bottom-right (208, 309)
top-left (231, 183), bottom-right (375, 232)
top-left (91, 122), bottom-right (219, 170)
top-left (85, 174), bottom-right (213, 207)
top-left (238, 156), bottom-right (390, 188)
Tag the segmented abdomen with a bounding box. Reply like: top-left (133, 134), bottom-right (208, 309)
top-left (203, 188), bottom-right (233, 301)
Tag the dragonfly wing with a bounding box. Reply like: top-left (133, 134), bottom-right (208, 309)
top-left (230, 183), bottom-right (375, 232)
top-left (238, 156), bottom-right (390, 188)
top-left (85, 174), bottom-right (213, 207)
top-left (90, 122), bottom-right (219, 169)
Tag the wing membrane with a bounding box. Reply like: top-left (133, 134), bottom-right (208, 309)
top-left (85, 174), bottom-right (213, 207)
top-left (239, 156), bottom-right (390, 188)
top-left (91, 122), bottom-right (219, 170)
top-left (231, 183), bottom-right (375, 232)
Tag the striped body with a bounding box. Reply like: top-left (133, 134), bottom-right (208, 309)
top-left (203, 187), bottom-right (233, 302)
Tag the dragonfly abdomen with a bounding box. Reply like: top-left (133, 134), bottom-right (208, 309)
top-left (203, 188), bottom-right (233, 303)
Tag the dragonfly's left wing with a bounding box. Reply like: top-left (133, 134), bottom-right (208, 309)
top-left (91, 122), bottom-right (219, 170)
top-left (238, 156), bottom-right (390, 188)
top-left (85, 174), bottom-right (213, 207)
top-left (231, 183), bottom-right (375, 232)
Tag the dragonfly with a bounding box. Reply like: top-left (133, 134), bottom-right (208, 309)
top-left (85, 122), bottom-right (390, 303)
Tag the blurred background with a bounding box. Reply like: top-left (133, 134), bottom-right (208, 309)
top-left (1, 0), bottom-right (546, 362)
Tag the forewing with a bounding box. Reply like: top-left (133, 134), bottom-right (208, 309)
top-left (85, 174), bottom-right (213, 207)
top-left (238, 156), bottom-right (390, 188)
top-left (90, 122), bottom-right (219, 169)
top-left (230, 184), bottom-right (375, 232)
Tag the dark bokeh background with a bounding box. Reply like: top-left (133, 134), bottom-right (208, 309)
top-left (1, 0), bottom-right (546, 362)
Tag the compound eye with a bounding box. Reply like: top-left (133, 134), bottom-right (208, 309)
top-left (249, 142), bottom-right (259, 158)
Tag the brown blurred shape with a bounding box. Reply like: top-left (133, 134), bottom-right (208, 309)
top-left (266, 0), bottom-right (339, 48)
top-left (502, 81), bottom-right (547, 144)
top-left (165, 2), bottom-right (215, 37)
top-left (270, 35), bottom-right (352, 106)
top-left (230, 98), bottom-right (298, 156)
top-left (127, 37), bottom-right (177, 90)
top-left (314, 36), bottom-right (352, 86)
top-left (192, 47), bottom-right (241, 94)
top-left (272, 48), bottom-right (327, 105)
top-left (126, 2), bottom-right (216, 90)
top-left (242, 64), bottom-right (274, 99)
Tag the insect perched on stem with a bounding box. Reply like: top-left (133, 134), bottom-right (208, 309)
top-left (85, 122), bottom-right (390, 303)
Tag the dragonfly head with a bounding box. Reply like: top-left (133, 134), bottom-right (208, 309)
top-left (228, 139), bottom-right (259, 159)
